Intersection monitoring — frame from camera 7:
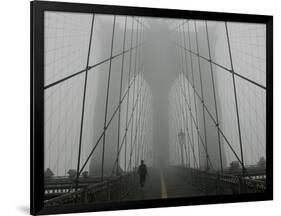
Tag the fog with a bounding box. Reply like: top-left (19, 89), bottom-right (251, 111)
top-left (44, 12), bottom-right (266, 177)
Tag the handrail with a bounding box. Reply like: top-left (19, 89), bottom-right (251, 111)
top-left (175, 166), bottom-right (266, 194)
top-left (44, 172), bottom-right (137, 206)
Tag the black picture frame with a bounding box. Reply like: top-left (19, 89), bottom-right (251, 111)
top-left (31, 1), bottom-right (273, 215)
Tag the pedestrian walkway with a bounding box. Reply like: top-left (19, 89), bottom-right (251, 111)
top-left (123, 167), bottom-right (205, 201)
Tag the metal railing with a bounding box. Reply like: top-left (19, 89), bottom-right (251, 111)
top-left (175, 167), bottom-right (266, 195)
top-left (44, 172), bottom-right (137, 206)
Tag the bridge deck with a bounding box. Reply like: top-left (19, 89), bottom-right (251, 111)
top-left (123, 167), bottom-right (205, 201)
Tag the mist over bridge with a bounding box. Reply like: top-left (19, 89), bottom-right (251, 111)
top-left (43, 12), bottom-right (267, 205)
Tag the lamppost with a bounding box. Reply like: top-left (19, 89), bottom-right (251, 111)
top-left (178, 130), bottom-right (185, 167)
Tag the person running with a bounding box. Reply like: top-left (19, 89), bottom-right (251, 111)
top-left (137, 160), bottom-right (147, 187)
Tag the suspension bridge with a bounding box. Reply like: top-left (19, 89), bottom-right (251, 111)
top-left (43, 13), bottom-right (267, 206)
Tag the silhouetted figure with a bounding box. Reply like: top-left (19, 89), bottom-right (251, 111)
top-left (137, 160), bottom-right (147, 187)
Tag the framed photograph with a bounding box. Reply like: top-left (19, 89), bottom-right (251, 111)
top-left (31, 1), bottom-right (273, 215)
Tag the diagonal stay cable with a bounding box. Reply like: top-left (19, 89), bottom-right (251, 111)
top-left (75, 14), bottom-right (95, 195)
top-left (78, 66), bottom-right (146, 176)
top-left (177, 63), bottom-right (244, 167)
top-left (44, 42), bottom-right (145, 90)
top-left (174, 90), bottom-right (199, 169)
top-left (116, 16), bottom-right (128, 175)
top-left (109, 87), bottom-right (148, 178)
top-left (174, 42), bottom-right (266, 90)
top-left (205, 20), bottom-right (224, 172)
top-left (177, 77), bottom-right (215, 170)
top-left (194, 20), bottom-right (210, 170)
top-left (175, 82), bottom-right (214, 170)
top-left (100, 16), bottom-right (117, 181)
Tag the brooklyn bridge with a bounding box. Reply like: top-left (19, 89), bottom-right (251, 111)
top-left (43, 12), bottom-right (266, 205)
